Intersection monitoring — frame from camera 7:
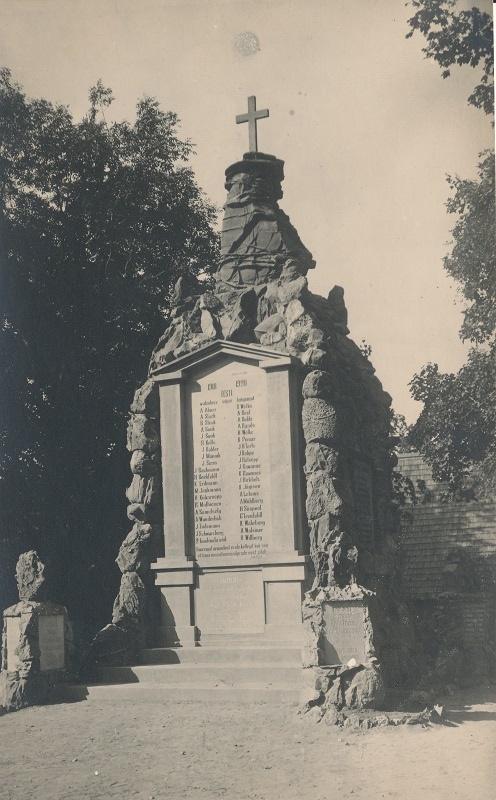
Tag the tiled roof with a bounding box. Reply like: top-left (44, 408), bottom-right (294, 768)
top-left (397, 453), bottom-right (496, 598)
top-left (400, 503), bottom-right (496, 597)
top-left (397, 451), bottom-right (448, 499)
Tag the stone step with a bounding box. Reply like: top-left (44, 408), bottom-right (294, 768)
top-left (140, 645), bottom-right (303, 665)
top-left (197, 634), bottom-right (299, 646)
top-left (55, 639), bottom-right (305, 706)
top-left (101, 663), bottom-right (303, 686)
top-left (56, 682), bottom-right (300, 704)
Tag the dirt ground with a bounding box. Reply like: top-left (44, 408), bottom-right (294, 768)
top-left (1, 685), bottom-right (495, 800)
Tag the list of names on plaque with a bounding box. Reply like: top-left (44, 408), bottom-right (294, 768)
top-left (190, 363), bottom-right (270, 562)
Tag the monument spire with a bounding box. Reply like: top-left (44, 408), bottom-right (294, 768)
top-left (236, 95), bottom-right (269, 152)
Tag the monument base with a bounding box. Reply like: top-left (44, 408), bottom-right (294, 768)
top-left (155, 625), bottom-right (198, 648)
top-left (151, 554), bottom-right (312, 647)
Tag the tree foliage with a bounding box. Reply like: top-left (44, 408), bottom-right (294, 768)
top-left (444, 150), bottom-right (495, 344)
top-left (0, 70), bottom-right (219, 630)
top-left (406, 4), bottom-right (495, 500)
top-left (390, 411), bottom-right (416, 453)
top-left (406, 0), bottom-right (494, 114)
top-left (409, 348), bottom-right (496, 497)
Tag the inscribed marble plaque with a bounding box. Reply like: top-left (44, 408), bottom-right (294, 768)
top-left (195, 570), bottom-right (264, 634)
top-left (188, 361), bottom-right (270, 563)
top-left (39, 615), bottom-right (65, 671)
top-left (322, 601), bottom-right (366, 665)
top-left (352, 460), bottom-right (374, 547)
top-left (6, 616), bottom-right (22, 672)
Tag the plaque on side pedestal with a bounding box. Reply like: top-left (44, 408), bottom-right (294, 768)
top-left (39, 614), bottom-right (65, 671)
top-left (322, 600), bottom-right (367, 665)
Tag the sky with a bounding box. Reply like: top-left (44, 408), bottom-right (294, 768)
top-left (0, 0), bottom-right (493, 421)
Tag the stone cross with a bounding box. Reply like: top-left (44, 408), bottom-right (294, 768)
top-left (236, 96), bottom-right (269, 152)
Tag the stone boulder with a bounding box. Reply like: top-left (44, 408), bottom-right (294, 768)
top-left (344, 662), bottom-right (386, 710)
top-left (15, 551), bottom-right (47, 601)
top-left (115, 524), bottom-right (154, 575)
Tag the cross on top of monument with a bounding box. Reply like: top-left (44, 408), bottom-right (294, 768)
top-left (236, 96), bottom-right (269, 153)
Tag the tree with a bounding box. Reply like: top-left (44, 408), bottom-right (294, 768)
top-left (406, 0), bottom-right (494, 114)
top-left (406, 2), bottom-right (495, 500)
top-left (0, 71), bottom-right (219, 632)
top-left (409, 349), bottom-right (496, 498)
top-left (443, 150), bottom-right (495, 345)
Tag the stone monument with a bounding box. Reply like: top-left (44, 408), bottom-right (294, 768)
top-left (0, 551), bottom-right (73, 712)
top-left (89, 97), bottom-right (422, 711)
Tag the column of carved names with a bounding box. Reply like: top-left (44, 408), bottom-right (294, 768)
top-left (191, 369), bottom-right (270, 561)
top-left (194, 398), bottom-right (225, 550)
top-left (237, 392), bottom-right (266, 553)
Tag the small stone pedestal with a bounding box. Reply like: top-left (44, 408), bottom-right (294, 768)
top-left (301, 585), bottom-right (385, 713)
top-left (303, 585), bottom-right (377, 667)
top-left (0, 552), bottom-right (72, 712)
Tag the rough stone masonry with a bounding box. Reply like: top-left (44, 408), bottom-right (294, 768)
top-left (0, 551), bottom-right (73, 712)
top-left (89, 150), bottom-right (423, 714)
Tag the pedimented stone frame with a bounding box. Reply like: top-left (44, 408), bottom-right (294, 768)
top-left (150, 340), bottom-right (312, 646)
